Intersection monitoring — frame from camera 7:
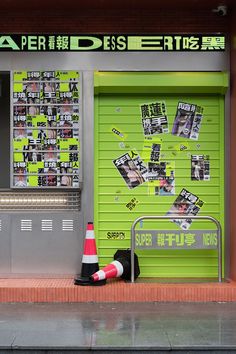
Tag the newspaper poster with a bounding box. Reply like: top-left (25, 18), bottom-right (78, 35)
top-left (158, 163), bottom-right (175, 196)
top-left (167, 188), bottom-right (204, 230)
top-left (172, 102), bottom-right (203, 140)
top-left (189, 106), bottom-right (204, 140)
top-left (38, 166), bottom-right (58, 187)
top-left (13, 163), bottom-right (27, 187)
top-left (142, 137), bottom-right (162, 163)
top-left (140, 101), bottom-right (169, 135)
top-left (147, 162), bottom-right (166, 181)
top-left (23, 140), bottom-right (42, 163)
top-left (191, 155), bottom-right (210, 181)
top-left (113, 151), bottom-right (147, 189)
top-left (13, 118), bottom-right (27, 139)
top-left (148, 162), bottom-right (175, 196)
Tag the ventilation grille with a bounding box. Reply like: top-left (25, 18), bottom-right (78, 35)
top-left (0, 220), bottom-right (2, 231)
top-left (0, 191), bottom-right (80, 211)
top-left (62, 219), bottom-right (74, 231)
top-left (21, 219), bottom-right (32, 231)
top-left (42, 220), bottom-right (53, 231)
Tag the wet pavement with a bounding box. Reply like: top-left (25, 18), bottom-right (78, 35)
top-left (0, 302), bottom-right (236, 352)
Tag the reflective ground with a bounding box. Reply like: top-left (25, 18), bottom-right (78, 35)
top-left (0, 302), bottom-right (236, 353)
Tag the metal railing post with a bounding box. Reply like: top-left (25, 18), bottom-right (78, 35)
top-left (130, 215), bottom-right (222, 283)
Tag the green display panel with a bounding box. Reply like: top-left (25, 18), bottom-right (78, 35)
top-left (12, 70), bottom-right (80, 188)
top-left (94, 72), bottom-right (228, 278)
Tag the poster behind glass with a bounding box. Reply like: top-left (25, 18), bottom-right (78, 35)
top-left (12, 70), bottom-right (80, 188)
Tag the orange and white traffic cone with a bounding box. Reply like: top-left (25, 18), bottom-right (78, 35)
top-left (74, 222), bottom-right (106, 286)
top-left (90, 260), bottom-right (125, 282)
top-left (90, 249), bottom-right (140, 283)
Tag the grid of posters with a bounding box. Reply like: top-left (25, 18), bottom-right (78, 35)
top-left (12, 71), bottom-right (80, 188)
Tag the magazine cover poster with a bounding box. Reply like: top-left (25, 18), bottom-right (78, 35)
top-left (191, 155), bottom-right (210, 181)
top-left (159, 164), bottom-right (175, 196)
top-left (58, 120), bottom-right (73, 138)
top-left (113, 152), bottom-right (146, 189)
top-left (13, 163), bottom-right (27, 187)
top-left (151, 162), bottom-right (175, 196)
top-left (140, 101), bottom-right (169, 135)
top-left (172, 102), bottom-right (196, 139)
top-left (24, 142), bottom-right (42, 163)
top-left (189, 105), bottom-right (204, 140)
top-left (26, 82), bottom-right (40, 104)
top-left (41, 169), bottom-right (58, 187)
top-left (159, 176), bottom-right (175, 196)
top-left (147, 162), bottom-right (166, 181)
top-left (167, 188), bottom-right (204, 230)
top-left (13, 119), bottom-right (27, 139)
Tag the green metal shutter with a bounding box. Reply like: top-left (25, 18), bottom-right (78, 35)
top-left (94, 72), bottom-right (228, 278)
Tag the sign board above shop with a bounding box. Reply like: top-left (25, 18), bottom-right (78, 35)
top-left (0, 34), bottom-right (225, 52)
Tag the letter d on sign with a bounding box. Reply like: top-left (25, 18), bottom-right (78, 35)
top-left (70, 36), bottom-right (102, 51)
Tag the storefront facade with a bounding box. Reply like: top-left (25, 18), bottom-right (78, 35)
top-left (0, 0), bottom-right (236, 289)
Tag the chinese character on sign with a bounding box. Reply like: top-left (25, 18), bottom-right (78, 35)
top-left (48, 36), bottom-right (55, 50)
top-left (165, 233), bottom-right (176, 246)
top-left (182, 36), bottom-right (200, 50)
top-left (201, 36), bottom-right (225, 50)
top-left (176, 233), bottom-right (185, 246)
top-left (185, 233), bottom-right (196, 246)
top-left (56, 36), bottom-right (69, 50)
top-left (157, 233), bottom-right (165, 247)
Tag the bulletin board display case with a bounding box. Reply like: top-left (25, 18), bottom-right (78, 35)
top-left (11, 70), bottom-right (81, 188)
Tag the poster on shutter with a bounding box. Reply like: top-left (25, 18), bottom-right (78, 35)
top-left (191, 155), bottom-right (210, 181)
top-left (140, 101), bottom-right (169, 135)
top-left (148, 162), bottom-right (175, 196)
top-left (113, 151), bottom-right (148, 189)
top-left (167, 188), bottom-right (204, 230)
top-left (142, 136), bottom-right (162, 163)
top-left (172, 102), bottom-right (203, 140)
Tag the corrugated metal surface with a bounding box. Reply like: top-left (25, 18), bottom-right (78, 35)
top-left (0, 191), bottom-right (80, 210)
top-left (95, 84), bottom-right (225, 277)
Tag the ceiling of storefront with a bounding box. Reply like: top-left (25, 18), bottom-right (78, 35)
top-left (0, 0), bottom-right (234, 12)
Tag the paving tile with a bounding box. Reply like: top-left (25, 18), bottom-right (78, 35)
top-left (166, 328), bottom-right (211, 348)
top-left (12, 325), bottom-right (92, 349)
top-left (91, 318), bottom-right (170, 350)
top-left (0, 330), bottom-right (15, 348)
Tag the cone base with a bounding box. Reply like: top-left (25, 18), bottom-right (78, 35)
top-left (81, 263), bottom-right (99, 278)
top-left (74, 276), bottom-right (106, 286)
